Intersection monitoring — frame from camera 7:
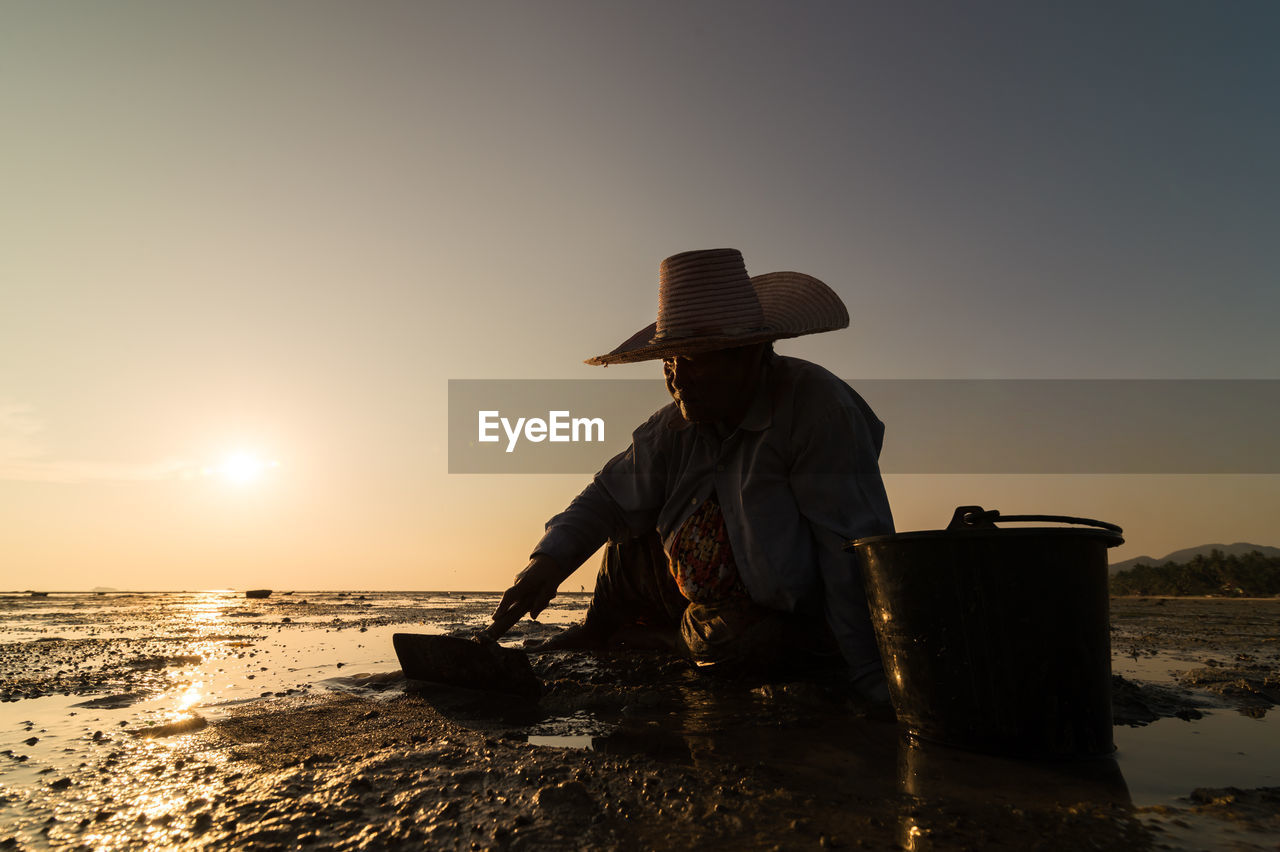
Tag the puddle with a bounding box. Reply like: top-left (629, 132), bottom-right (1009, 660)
top-left (527, 734), bottom-right (595, 750)
top-left (1111, 649), bottom-right (1224, 684)
top-left (520, 709), bottom-right (615, 748)
top-left (1117, 709), bottom-right (1280, 806)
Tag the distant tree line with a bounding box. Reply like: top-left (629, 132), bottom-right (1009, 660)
top-left (1110, 549), bottom-right (1280, 596)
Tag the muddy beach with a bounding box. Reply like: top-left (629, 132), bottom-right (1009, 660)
top-left (1, 593), bottom-right (1277, 850)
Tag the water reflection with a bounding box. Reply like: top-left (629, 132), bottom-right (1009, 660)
top-left (523, 680), bottom-right (1144, 850)
top-left (74, 750), bottom-right (228, 849)
top-left (183, 592), bottom-right (232, 626)
top-left (897, 736), bottom-right (1133, 851)
top-left (900, 736), bottom-right (1131, 805)
top-left (174, 681), bottom-right (205, 714)
top-left (580, 683), bottom-right (901, 795)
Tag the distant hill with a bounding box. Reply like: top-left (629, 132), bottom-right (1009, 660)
top-left (1110, 542), bottom-right (1280, 575)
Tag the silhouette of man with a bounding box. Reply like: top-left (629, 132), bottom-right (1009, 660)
top-left (492, 249), bottom-right (894, 701)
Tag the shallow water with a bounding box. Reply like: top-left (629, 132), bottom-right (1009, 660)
top-left (1118, 711), bottom-right (1280, 804)
top-left (1105, 661), bottom-right (1280, 821)
top-left (0, 593), bottom-right (569, 792)
top-left (2, 592), bottom-right (1277, 850)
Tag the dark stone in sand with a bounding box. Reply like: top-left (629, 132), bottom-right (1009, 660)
top-left (534, 780), bottom-right (596, 819)
top-left (73, 693), bottom-right (144, 710)
top-left (1189, 786), bottom-right (1280, 808)
top-left (1179, 786), bottom-right (1280, 826)
top-left (394, 632), bottom-right (541, 697)
top-left (1178, 666), bottom-right (1280, 709)
top-left (130, 715), bottom-right (208, 738)
top-left (1111, 675), bottom-right (1208, 726)
top-left (126, 655), bottom-right (203, 671)
top-left (245, 589), bottom-right (272, 599)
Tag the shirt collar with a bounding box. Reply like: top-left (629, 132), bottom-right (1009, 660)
top-left (735, 351), bottom-right (775, 432)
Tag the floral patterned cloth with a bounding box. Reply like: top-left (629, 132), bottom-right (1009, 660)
top-left (668, 496), bottom-right (748, 604)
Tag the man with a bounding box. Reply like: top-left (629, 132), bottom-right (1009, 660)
top-left (491, 248), bottom-right (894, 700)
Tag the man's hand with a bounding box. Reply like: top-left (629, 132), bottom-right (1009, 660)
top-left (489, 554), bottom-right (566, 637)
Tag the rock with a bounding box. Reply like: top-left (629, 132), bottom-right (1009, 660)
top-left (533, 780), bottom-right (596, 820)
top-left (246, 590), bottom-right (272, 599)
top-left (130, 715), bottom-right (208, 738)
top-left (1186, 786), bottom-right (1280, 822)
top-left (393, 632), bottom-right (542, 697)
top-left (1111, 675), bottom-right (1207, 726)
top-left (73, 693), bottom-right (142, 710)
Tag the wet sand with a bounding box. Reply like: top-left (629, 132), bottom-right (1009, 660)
top-left (1, 593), bottom-right (1277, 850)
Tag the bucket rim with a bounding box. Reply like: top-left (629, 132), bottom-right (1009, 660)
top-left (845, 527), bottom-right (1125, 551)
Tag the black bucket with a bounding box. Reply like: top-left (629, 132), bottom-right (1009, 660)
top-left (847, 506), bottom-right (1123, 759)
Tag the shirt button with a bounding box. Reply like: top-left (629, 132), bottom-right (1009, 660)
top-left (716, 464), bottom-right (725, 472)
top-left (691, 497), bottom-right (698, 505)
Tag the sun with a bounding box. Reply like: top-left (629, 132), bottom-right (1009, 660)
top-left (209, 452), bottom-right (279, 484)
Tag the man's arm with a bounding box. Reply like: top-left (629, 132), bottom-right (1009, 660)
top-left (489, 476), bottom-right (627, 633)
top-left (491, 413), bottom-right (673, 633)
top-left (490, 552), bottom-right (567, 632)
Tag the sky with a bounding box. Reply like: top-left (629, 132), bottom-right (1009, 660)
top-left (2, 1), bottom-right (1278, 591)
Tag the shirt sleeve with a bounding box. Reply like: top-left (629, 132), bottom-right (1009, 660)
top-left (788, 383), bottom-right (895, 674)
top-left (531, 408), bottom-right (673, 574)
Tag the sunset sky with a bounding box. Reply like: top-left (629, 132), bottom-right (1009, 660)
top-left (3, 2), bottom-right (1278, 591)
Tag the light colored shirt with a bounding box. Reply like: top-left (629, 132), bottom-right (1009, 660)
top-left (533, 353), bottom-right (895, 669)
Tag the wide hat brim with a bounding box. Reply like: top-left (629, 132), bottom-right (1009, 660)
top-left (586, 271), bottom-right (849, 366)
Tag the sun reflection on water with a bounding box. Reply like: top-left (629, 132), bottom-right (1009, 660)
top-left (184, 592), bottom-right (231, 626)
top-left (175, 681), bottom-right (204, 714)
top-left (58, 725), bottom-right (235, 850)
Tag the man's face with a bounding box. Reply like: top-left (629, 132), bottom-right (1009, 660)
top-left (662, 344), bottom-right (764, 425)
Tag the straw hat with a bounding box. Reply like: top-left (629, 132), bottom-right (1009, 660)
top-left (586, 248), bottom-right (849, 366)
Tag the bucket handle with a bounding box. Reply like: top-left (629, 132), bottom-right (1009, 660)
top-left (948, 505), bottom-right (1122, 534)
